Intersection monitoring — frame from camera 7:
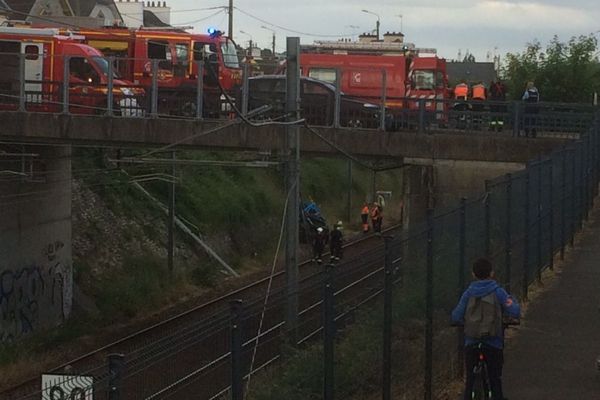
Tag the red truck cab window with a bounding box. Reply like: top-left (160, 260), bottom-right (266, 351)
top-left (24, 45), bottom-right (39, 60)
top-left (69, 57), bottom-right (100, 84)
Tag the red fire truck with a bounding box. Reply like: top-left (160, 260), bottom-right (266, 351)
top-left (299, 41), bottom-right (449, 118)
top-left (58, 27), bottom-right (242, 117)
top-left (0, 27), bottom-right (144, 115)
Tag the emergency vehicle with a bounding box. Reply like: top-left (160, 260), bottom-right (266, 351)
top-left (299, 41), bottom-right (449, 119)
top-left (56, 27), bottom-right (241, 117)
top-left (0, 27), bottom-right (143, 115)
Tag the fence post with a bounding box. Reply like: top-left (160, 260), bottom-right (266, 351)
top-left (578, 143), bottom-right (584, 230)
top-left (18, 53), bottom-right (25, 112)
top-left (334, 68), bottom-right (341, 129)
top-left (570, 149), bottom-right (576, 247)
top-left (424, 208), bottom-right (434, 400)
top-left (150, 59), bottom-right (158, 117)
top-left (107, 353), bottom-right (125, 400)
top-left (512, 101), bottom-right (520, 137)
top-left (230, 299), bottom-right (244, 400)
top-left (104, 56), bottom-right (113, 116)
top-left (457, 198), bottom-right (467, 373)
top-left (504, 174), bottom-right (512, 291)
top-left (380, 69), bottom-right (387, 131)
top-left (62, 56), bottom-right (70, 114)
top-left (536, 160), bottom-right (542, 282)
top-left (196, 60), bottom-right (204, 119)
top-left (548, 161), bottom-right (554, 270)
top-left (522, 170), bottom-right (530, 300)
top-left (418, 99), bottom-right (426, 134)
top-left (346, 159), bottom-right (352, 224)
top-left (560, 149), bottom-right (566, 260)
top-left (323, 263), bottom-right (335, 400)
top-left (484, 180), bottom-right (491, 259)
top-left (382, 236), bottom-right (394, 400)
top-left (586, 134), bottom-right (592, 217)
top-left (241, 63), bottom-right (249, 115)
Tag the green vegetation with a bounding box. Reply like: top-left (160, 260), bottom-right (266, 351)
top-left (503, 34), bottom-right (600, 102)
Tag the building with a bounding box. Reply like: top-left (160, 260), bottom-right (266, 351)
top-left (1, 0), bottom-right (124, 27)
top-left (115, 0), bottom-right (171, 28)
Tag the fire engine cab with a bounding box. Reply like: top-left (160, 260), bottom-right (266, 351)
top-left (55, 27), bottom-right (241, 117)
top-left (0, 27), bottom-right (143, 116)
top-left (299, 39), bottom-right (449, 116)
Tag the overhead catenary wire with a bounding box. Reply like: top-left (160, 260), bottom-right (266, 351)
top-left (233, 6), bottom-right (354, 38)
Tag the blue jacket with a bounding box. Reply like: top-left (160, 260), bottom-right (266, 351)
top-left (451, 279), bottom-right (521, 349)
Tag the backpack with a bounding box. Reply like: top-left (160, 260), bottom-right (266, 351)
top-left (464, 291), bottom-right (502, 339)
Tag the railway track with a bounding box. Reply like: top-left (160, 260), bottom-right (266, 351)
top-left (2, 226), bottom-right (400, 400)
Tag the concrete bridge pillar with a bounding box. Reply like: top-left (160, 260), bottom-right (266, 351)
top-left (0, 145), bottom-right (72, 343)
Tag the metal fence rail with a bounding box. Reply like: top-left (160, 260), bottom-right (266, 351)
top-left (0, 52), bottom-right (595, 137)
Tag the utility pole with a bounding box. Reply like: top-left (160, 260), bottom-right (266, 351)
top-left (284, 37), bottom-right (301, 340)
top-left (271, 34), bottom-right (276, 58)
top-left (228, 0), bottom-right (233, 41)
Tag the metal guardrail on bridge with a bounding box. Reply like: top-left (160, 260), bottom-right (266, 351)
top-left (0, 54), bottom-right (595, 138)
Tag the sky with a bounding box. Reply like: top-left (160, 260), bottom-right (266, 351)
top-left (168, 0), bottom-right (600, 61)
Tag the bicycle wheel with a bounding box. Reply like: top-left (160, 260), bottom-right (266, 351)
top-left (471, 364), bottom-right (492, 400)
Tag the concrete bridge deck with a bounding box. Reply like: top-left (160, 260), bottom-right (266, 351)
top-left (0, 111), bottom-right (568, 163)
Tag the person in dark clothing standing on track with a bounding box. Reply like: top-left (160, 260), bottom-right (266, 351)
top-left (312, 227), bottom-right (328, 264)
top-left (371, 202), bottom-right (382, 233)
top-left (329, 221), bottom-right (344, 261)
top-left (522, 81), bottom-right (540, 137)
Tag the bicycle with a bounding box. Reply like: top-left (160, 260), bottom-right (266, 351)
top-left (453, 318), bottom-right (520, 400)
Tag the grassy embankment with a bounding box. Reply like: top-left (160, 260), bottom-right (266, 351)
top-left (0, 149), bottom-right (404, 374)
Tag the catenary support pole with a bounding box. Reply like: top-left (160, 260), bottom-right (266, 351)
top-left (284, 37), bottom-right (301, 339)
top-left (107, 354), bottom-right (125, 400)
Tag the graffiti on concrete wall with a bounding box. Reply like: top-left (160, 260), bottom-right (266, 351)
top-left (0, 241), bottom-right (72, 342)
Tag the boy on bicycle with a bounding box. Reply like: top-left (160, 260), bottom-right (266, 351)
top-left (451, 258), bottom-right (521, 400)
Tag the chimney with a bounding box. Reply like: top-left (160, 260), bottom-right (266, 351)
top-left (383, 31), bottom-right (404, 43)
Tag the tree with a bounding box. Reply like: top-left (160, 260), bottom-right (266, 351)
top-left (501, 34), bottom-right (600, 102)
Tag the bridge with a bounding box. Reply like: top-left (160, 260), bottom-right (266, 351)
top-left (1, 43), bottom-right (599, 400)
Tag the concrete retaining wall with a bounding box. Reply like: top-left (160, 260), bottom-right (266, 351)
top-left (0, 146), bottom-right (72, 342)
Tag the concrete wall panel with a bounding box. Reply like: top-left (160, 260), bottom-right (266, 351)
top-left (0, 146), bottom-right (72, 343)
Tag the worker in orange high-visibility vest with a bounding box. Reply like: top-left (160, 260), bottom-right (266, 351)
top-left (361, 203), bottom-right (370, 233)
top-left (454, 80), bottom-right (469, 100)
top-left (472, 82), bottom-right (486, 100)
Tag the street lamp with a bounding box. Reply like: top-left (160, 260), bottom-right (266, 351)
top-left (239, 30), bottom-right (252, 55)
top-left (261, 25), bottom-right (276, 57)
top-left (396, 14), bottom-right (403, 33)
top-left (362, 9), bottom-right (380, 40)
